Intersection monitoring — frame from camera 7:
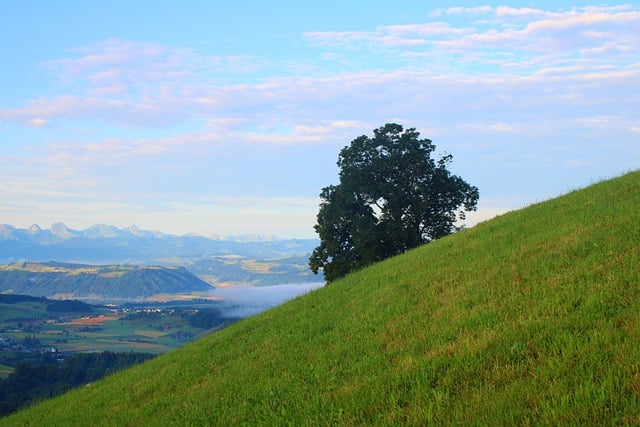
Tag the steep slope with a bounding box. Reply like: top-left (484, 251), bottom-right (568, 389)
top-left (4, 171), bottom-right (640, 425)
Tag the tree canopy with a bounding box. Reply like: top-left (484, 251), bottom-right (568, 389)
top-left (310, 123), bottom-right (479, 282)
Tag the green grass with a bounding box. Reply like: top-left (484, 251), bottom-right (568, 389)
top-left (4, 171), bottom-right (640, 425)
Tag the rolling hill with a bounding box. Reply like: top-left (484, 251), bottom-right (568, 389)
top-left (3, 171), bottom-right (639, 425)
top-left (0, 262), bottom-right (213, 302)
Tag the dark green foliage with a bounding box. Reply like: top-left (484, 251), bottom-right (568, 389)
top-left (0, 351), bottom-right (155, 417)
top-left (121, 310), bottom-right (163, 321)
top-left (310, 123), bottom-right (479, 281)
top-left (46, 299), bottom-right (94, 313)
top-left (21, 335), bottom-right (40, 348)
top-left (185, 308), bottom-right (225, 329)
top-left (0, 295), bottom-right (45, 304)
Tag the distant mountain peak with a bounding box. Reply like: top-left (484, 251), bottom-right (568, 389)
top-left (0, 223), bottom-right (319, 266)
top-left (126, 224), bottom-right (141, 235)
top-left (124, 225), bottom-right (165, 238)
top-left (83, 224), bottom-right (122, 239)
top-left (50, 222), bottom-right (75, 238)
top-left (0, 224), bottom-right (16, 237)
top-left (208, 233), bottom-right (283, 242)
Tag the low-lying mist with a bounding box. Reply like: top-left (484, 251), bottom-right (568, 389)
top-left (210, 282), bottom-right (325, 318)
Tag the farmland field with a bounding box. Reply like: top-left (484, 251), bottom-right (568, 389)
top-left (0, 296), bottom-right (236, 377)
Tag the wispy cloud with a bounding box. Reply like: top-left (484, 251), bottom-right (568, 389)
top-left (430, 6), bottom-right (493, 17)
top-left (1, 4), bottom-right (638, 237)
top-left (304, 21), bottom-right (466, 48)
top-left (3, 62), bottom-right (638, 181)
top-left (26, 118), bottom-right (49, 127)
top-left (495, 6), bottom-right (547, 17)
top-left (2, 4), bottom-right (637, 132)
top-left (307, 5), bottom-right (640, 75)
top-left (0, 38), bottom-right (269, 128)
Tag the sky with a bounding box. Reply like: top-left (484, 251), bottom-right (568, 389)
top-left (1, 1), bottom-right (638, 238)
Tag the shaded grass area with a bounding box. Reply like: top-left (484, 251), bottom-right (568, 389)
top-left (4, 171), bottom-right (640, 425)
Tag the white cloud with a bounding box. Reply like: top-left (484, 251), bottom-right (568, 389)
top-left (489, 123), bottom-right (514, 132)
top-left (527, 10), bottom-right (640, 33)
top-left (27, 118), bottom-right (48, 127)
top-left (385, 22), bottom-right (468, 37)
top-left (3, 58), bottom-right (637, 151)
top-left (574, 115), bottom-right (616, 128)
top-left (495, 6), bottom-right (546, 17)
top-left (435, 7), bottom-right (640, 55)
top-left (1, 4), bottom-right (637, 131)
top-left (431, 6), bottom-right (493, 17)
top-left (301, 5), bottom-right (640, 85)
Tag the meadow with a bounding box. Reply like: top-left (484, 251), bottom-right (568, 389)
top-left (3, 171), bottom-right (639, 425)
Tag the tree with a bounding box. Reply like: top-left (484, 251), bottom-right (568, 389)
top-left (309, 123), bottom-right (479, 282)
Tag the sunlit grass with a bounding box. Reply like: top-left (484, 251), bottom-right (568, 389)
top-left (4, 171), bottom-right (640, 426)
top-left (240, 259), bottom-right (276, 274)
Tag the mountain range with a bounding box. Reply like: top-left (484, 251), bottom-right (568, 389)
top-left (0, 223), bottom-right (319, 265)
top-left (0, 223), bottom-right (284, 242)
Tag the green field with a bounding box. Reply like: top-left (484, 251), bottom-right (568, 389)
top-left (3, 171), bottom-right (640, 425)
top-left (0, 302), bottom-right (48, 322)
top-left (0, 300), bottom-right (227, 375)
top-left (35, 313), bottom-right (204, 354)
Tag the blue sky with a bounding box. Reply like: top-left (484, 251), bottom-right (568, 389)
top-left (1, 1), bottom-right (638, 238)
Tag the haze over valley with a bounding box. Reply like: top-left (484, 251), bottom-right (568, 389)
top-left (0, 222), bottom-right (323, 307)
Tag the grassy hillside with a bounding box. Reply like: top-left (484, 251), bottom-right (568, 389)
top-left (4, 171), bottom-right (640, 425)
